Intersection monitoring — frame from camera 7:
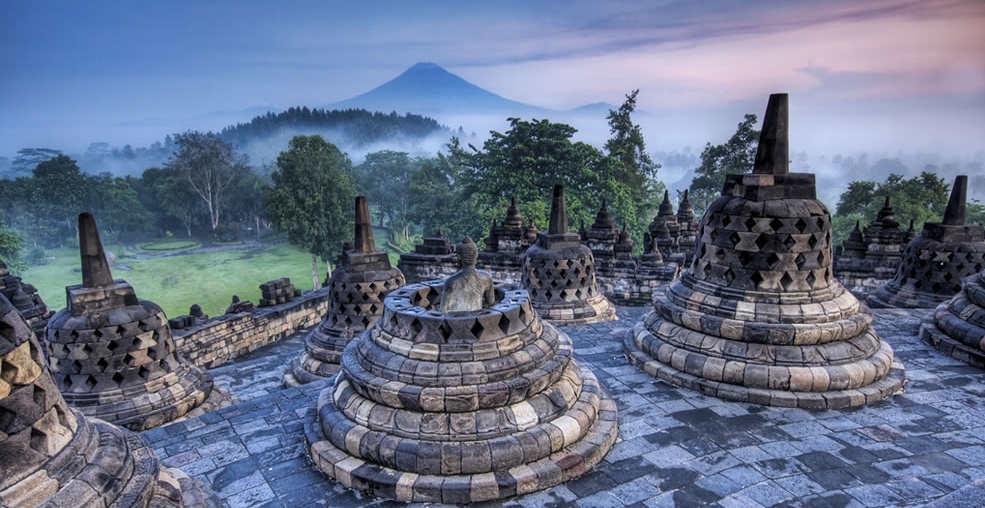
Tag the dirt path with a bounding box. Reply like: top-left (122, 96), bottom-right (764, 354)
top-left (127, 240), bottom-right (270, 260)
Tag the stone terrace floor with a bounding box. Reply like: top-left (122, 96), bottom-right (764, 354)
top-left (143, 307), bottom-right (985, 508)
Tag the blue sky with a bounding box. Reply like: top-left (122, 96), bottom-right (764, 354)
top-left (1, 0), bottom-right (983, 156)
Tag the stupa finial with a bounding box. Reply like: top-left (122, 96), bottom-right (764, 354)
top-left (79, 212), bottom-right (114, 288)
top-left (752, 93), bottom-right (789, 176)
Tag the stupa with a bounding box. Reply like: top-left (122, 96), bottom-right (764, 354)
top-left (625, 93), bottom-right (905, 408)
top-left (0, 292), bottom-right (217, 507)
top-left (676, 189), bottom-right (700, 265)
top-left (920, 269), bottom-right (985, 368)
top-left (306, 240), bottom-right (618, 503)
top-left (285, 196), bottom-right (405, 385)
top-left (834, 197), bottom-right (912, 295)
top-left (521, 185), bottom-right (616, 325)
top-left (45, 213), bottom-right (214, 430)
top-left (867, 176), bottom-right (985, 308)
top-left (0, 260), bottom-right (52, 339)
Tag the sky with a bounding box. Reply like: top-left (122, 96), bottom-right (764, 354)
top-left (1, 0), bottom-right (983, 158)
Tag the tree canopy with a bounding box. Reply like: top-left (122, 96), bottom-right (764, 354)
top-left (688, 114), bottom-right (759, 215)
top-left (264, 135), bottom-right (357, 286)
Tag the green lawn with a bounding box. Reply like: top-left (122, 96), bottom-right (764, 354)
top-left (23, 243), bottom-right (317, 319)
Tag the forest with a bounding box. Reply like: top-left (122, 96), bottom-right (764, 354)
top-left (2, 99), bottom-right (984, 281)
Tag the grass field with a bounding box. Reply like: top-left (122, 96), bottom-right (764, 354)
top-left (24, 243), bottom-right (318, 319)
top-left (22, 227), bottom-right (406, 320)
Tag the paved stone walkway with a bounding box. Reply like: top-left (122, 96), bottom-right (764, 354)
top-left (144, 307), bottom-right (985, 507)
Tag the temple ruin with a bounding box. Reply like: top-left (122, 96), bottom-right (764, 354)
top-left (521, 185), bottom-right (617, 324)
top-left (625, 93), bottom-right (905, 408)
top-left (0, 292), bottom-right (217, 507)
top-left (45, 213), bottom-right (218, 430)
top-left (867, 176), bottom-right (985, 308)
top-left (920, 267), bottom-right (985, 368)
top-left (306, 270), bottom-right (618, 502)
top-left (285, 196), bottom-right (405, 385)
top-left (834, 196), bottom-right (915, 296)
top-left (0, 260), bottom-right (52, 340)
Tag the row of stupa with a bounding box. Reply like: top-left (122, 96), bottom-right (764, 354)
top-left (398, 190), bottom-right (694, 305)
top-left (5, 92), bottom-right (985, 506)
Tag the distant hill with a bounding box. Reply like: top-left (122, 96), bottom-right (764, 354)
top-left (330, 62), bottom-right (549, 116)
top-left (219, 107), bottom-right (447, 148)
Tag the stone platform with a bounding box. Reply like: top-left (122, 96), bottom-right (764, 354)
top-left (145, 307), bottom-right (985, 507)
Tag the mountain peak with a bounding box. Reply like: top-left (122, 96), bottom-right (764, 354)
top-left (330, 63), bottom-right (545, 115)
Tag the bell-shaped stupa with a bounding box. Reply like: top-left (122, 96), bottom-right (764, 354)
top-left (0, 292), bottom-right (217, 507)
top-left (868, 176), bottom-right (985, 308)
top-left (286, 196), bottom-right (405, 385)
top-left (46, 213), bottom-right (214, 430)
top-left (521, 185), bottom-right (616, 324)
top-left (306, 258), bottom-right (618, 503)
top-left (625, 94), bottom-right (905, 408)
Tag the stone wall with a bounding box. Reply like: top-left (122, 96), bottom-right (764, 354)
top-left (173, 288), bottom-right (330, 368)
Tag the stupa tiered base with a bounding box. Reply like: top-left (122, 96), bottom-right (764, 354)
top-left (47, 281), bottom-right (216, 431)
top-left (626, 275), bottom-right (906, 409)
top-left (306, 282), bottom-right (617, 503)
top-left (0, 294), bottom-right (217, 507)
top-left (920, 271), bottom-right (985, 368)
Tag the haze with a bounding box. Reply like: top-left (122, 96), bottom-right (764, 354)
top-left (1, 0), bottom-right (983, 160)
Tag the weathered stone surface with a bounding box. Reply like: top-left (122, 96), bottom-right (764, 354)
top-left (626, 93), bottom-right (905, 409)
top-left (868, 176), bottom-right (985, 308)
top-left (0, 259), bottom-right (53, 339)
top-left (46, 212), bottom-right (216, 431)
top-left (307, 281), bottom-right (617, 502)
top-left (920, 269), bottom-right (985, 368)
top-left (522, 185), bottom-right (617, 325)
top-left (0, 292), bottom-right (217, 507)
top-left (286, 196), bottom-right (405, 386)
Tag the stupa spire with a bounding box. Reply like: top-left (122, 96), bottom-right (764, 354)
top-left (79, 212), bottom-right (114, 288)
top-left (752, 93), bottom-right (789, 176)
top-left (353, 196), bottom-right (375, 253)
top-left (548, 184), bottom-right (568, 234)
top-left (942, 175), bottom-right (968, 226)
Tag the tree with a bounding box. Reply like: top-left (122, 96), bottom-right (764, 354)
top-left (689, 114), bottom-right (759, 214)
top-left (164, 131), bottom-right (251, 233)
top-left (406, 154), bottom-right (461, 237)
top-left (356, 150), bottom-right (415, 240)
top-left (0, 220), bottom-right (25, 273)
top-left (10, 148), bottom-right (62, 176)
top-left (31, 155), bottom-right (94, 244)
top-left (264, 135), bottom-right (357, 288)
top-left (833, 171), bottom-right (951, 244)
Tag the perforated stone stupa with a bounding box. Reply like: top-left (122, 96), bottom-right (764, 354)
top-left (306, 279), bottom-right (618, 503)
top-left (285, 196), bottom-right (405, 385)
top-left (835, 197), bottom-right (916, 296)
top-left (521, 185), bottom-right (616, 325)
top-left (0, 292), bottom-right (216, 507)
top-left (0, 260), bottom-right (52, 339)
top-left (920, 269), bottom-right (985, 368)
top-left (868, 176), bottom-right (985, 308)
top-left (45, 213), bottom-right (214, 430)
top-left (625, 93), bottom-right (905, 409)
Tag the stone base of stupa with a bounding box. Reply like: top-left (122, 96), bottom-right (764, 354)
top-left (533, 293), bottom-right (618, 326)
top-left (625, 308), bottom-right (906, 409)
top-left (283, 332), bottom-right (345, 387)
top-left (867, 282), bottom-right (948, 309)
top-left (63, 361), bottom-right (215, 432)
top-left (919, 272), bottom-right (985, 369)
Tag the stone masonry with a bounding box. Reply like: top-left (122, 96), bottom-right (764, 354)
top-left (835, 196), bottom-right (916, 297)
top-left (522, 185), bottom-right (617, 325)
top-left (626, 93), bottom-right (905, 409)
top-left (0, 292), bottom-right (217, 507)
top-left (920, 268), bottom-right (985, 368)
top-left (45, 212), bottom-right (216, 431)
top-left (868, 175), bottom-right (985, 309)
top-left (285, 196), bottom-right (405, 386)
top-left (306, 280), bottom-right (618, 503)
top-left (0, 259), bottom-right (52, 340)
